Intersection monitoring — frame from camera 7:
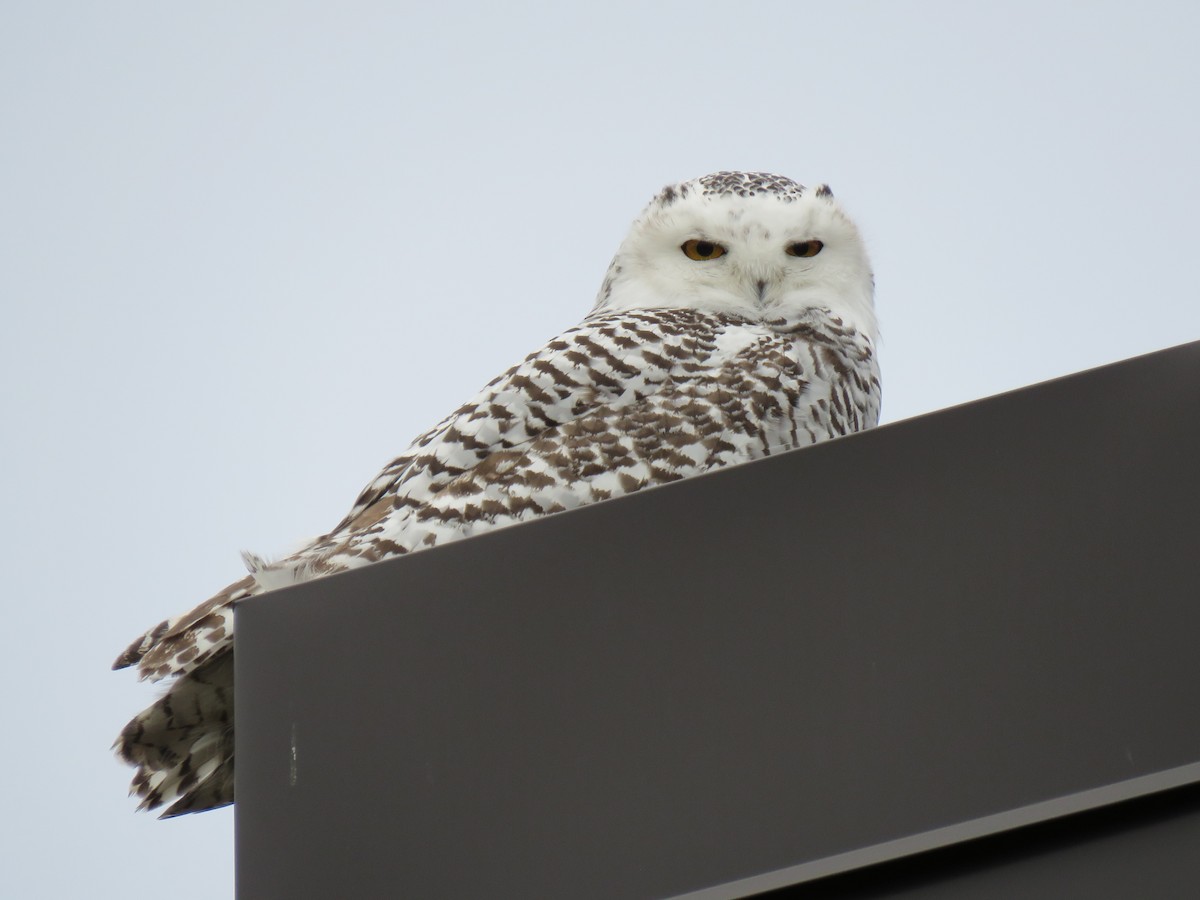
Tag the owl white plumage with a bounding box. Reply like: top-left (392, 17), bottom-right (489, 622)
top-left (113, 171), bottom-right (881, 816)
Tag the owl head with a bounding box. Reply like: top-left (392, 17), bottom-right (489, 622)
top-left (593, 171), bottom-right (876, 338)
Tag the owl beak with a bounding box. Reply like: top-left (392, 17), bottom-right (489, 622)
top-left (755, 280), bottom-right (767, 303)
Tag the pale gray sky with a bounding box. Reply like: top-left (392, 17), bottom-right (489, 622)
top-left (4, 2), bottom-right (1199, 897)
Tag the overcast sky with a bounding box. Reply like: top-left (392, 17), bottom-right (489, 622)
top-left (4, 2), bottom-right (1199, 897)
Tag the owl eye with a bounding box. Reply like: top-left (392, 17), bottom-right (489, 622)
top-left (786, 240), bottom-right (824, 258)
top-left (681, 239), bottom-right (726, 261)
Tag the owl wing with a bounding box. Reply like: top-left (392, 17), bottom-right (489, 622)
top-left (299, 311), bottom-right (880, 572)
top-left (115, 309), bottom-right (741, 681)
top-left (327, 307), bottom-right (733, 533)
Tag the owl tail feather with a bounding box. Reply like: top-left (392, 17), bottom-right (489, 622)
top-left (114, 651), bottom-right (235, 817)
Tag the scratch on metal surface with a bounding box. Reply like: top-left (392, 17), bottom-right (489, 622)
top-left (290, 722), bottom-right (299, 787)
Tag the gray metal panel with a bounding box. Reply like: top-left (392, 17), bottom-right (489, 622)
top-left (772, 782), bottom-right (1200, 899)
top-left (237, 340), bottom-right (1200, 899)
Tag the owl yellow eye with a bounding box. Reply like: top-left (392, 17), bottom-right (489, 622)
top-left (786, 240), bottom-right (824, 258)
top-left (681, 239), bottom-right (726, 261)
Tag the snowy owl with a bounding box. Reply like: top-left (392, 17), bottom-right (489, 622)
top-left (113, 171), bottom-right (881, 816)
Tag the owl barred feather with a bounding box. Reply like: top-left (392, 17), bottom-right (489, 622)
top-left (113, 171), bottom-right (882, 816)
